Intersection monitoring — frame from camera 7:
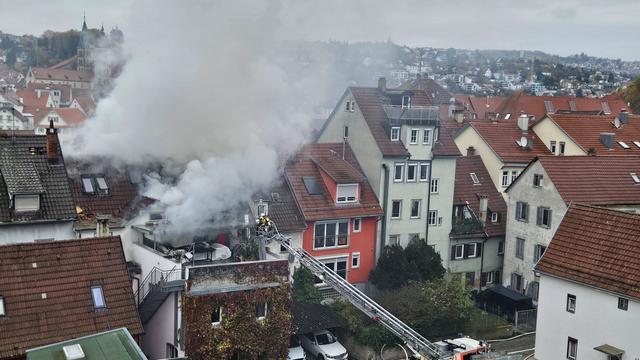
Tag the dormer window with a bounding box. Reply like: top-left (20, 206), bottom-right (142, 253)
top-left (390, 127), bottom-right (400, 141)
top-left (336, 184), bottom-right (358, 203)
top-left (14, 194), bottom-right (40, 212)
top-left (401, 95), bottom-right (411, 109)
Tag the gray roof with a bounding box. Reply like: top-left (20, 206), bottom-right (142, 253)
top-left (0, 134), bottom-right (76, 223)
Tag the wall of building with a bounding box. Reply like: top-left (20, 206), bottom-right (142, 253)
top-left (429, 156), bottom-right (456, 265)
top-left (448, 236), bottom-right (503, 288)
top-left (454, 126), bottom-right (506, 193)
top-left (0, 221), bottom-right (75, 244)
top-left (266, 230), bottom-right (303, 278)
top-left (535, 274), bottom-right (640, 360)
top-left (303, 217), bottom-right (377, 284)
top-left (141, 293), bottom-right (182, 359)
top-left (503, 161), bottom-right (567, 291)
top-left (532, 118), bottom-right (586, 156)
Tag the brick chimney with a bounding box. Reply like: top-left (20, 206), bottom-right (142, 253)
top-left (96, 215), bottom-right (112, 237)
top-left (518, 112), bottom-right (529, 135)
top-left (378, 77), bottom-right (387, 93)
top-left (46, 120), bottom-right (59, 163)
top-left (467, 146), bottom-right (476, 156)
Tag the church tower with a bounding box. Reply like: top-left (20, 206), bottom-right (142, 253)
top-left (77, 14), bottom-right (90, 72)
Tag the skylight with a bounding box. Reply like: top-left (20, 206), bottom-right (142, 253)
top-left (96, 177), bottom-right (108, 191)
top-left (619, 141), bottom-right (630, 149)
top-left (91, 286), bottom-right (106, 309)
top-left (634, 141), bottom-right (640, 149)
top-left (81, 177), bottom-right (94, 193)
top-left (601, 102), bottom-right (611, 114)
top-left (470, 172), bottom-right (480, 185)
top-left (544, 100), bottom-right (554, 113)
top-left (0, 296), bottom-right (4, 316)
top-left (302, 176), bottom-right (323, 195)
top-left (504, 113), bottom-right (511, 120)
top-left (632, 173), bottom-right (640, 184)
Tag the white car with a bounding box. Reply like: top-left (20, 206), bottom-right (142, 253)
top-left (300, 330), bottom-right (348, 360)
top-left (288, 335), bottom-right (306, 360)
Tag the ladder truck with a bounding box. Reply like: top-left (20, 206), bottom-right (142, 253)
top-left (256, 216), bottom-right (488, 360)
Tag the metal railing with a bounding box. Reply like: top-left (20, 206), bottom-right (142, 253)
top-left (383, 105), bottom-right (440, 123)
top-left (134, 265), bottom-right (183, 306)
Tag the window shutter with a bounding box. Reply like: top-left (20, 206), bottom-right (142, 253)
top-left (548, 209), bottom-right (552, 226)
top-left (515, 202), bottom-right (521, 219)
top-left (524, 203), bottom-right (529, 222)
top-left (536, 207), bottom-right (542, 225)
top-left (464, 244), bottom-right (471, 259)
top-left (451, 246), bottom-right (456, 260)
top-left (476, 242), bottom-right (482, 257)
top-left (481, 272), bottom-right (488, 286)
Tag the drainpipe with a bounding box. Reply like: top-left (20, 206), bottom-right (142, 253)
top-left (380, 164), bottom-right (390, 255)
top-left (479, 231), bottom-right (488, 291)
top-left (424, 160), bottom-right (433, 245)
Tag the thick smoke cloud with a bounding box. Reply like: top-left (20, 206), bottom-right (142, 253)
top-left (65, 1), bottom-right (324, 234)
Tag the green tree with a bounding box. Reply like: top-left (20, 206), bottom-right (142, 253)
top-left (369, 239), bottom-right (445, 290)
top-left (292, 267), bottom-right (322, 304)
top-left (623, 76), bottom-right (640, 114)
top-left (378, 278), bottom-right (474, 338)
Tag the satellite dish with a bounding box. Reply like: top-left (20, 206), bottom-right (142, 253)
top-left (517, 136), bottom-right (528, 148)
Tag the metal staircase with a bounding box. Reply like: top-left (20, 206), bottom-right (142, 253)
top-left (134, 266), bottom-right (185, 324)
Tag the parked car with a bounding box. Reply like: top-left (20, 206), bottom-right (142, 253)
top-left (300, 330), bottom-right (348, 360)
top-left (288, 335), bottom-right (306, 360)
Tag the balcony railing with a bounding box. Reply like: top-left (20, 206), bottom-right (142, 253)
top-left (383, 105), bottom-right (440, 125)
top-left (451, 217), bottom-right (485, 235)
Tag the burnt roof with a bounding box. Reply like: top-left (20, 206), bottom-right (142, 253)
top-left (256, 180), bottom-right (306, 233)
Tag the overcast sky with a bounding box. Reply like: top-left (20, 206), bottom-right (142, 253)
top-left (1, 0), bottom-right (638, 61)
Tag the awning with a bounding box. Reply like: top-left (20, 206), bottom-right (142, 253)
top-left (594, 344), bottom-right (624, 356)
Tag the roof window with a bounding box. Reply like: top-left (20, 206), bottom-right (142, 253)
top-left (504, 113), bottom-right (511, 120)
top-left (633, 141), bottom-right (640, 149)
top-left (619, 141), bottom-right (630, 149)
top-left (470, 173), bottom-right (480, 185)
top-left (302, 176), bottom-right (323, 195)
top-left (0, 296), bottom-right (5, 316)
top-left (81, 177), bottom-right (94, 193)
top-left (544, 101), bottom-right (554, 113)
top-left (631, 173), bottom-right (640, 184)
top-left (601, 102), bottom-right (611, 114)
top-left (81, 175), bottom-right (109, 195)
top-left (91, 285), bottom-right (106, 309)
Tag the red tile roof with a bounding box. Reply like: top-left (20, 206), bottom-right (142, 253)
top-left (432, 125), bottom-right (461, 157)
top-left (468, 96), bottom-right (507, 120)
top-left (534, 155), bottom-right (640, 206)
top-left (495, 91), bottom-right (629, 122)
top-left (453, 155), bottom-right (506, 237)
top-left (465, 121), bottom-right (552, 163)
top-left (73, 93), bottom-right (97, 116)
top-left (541, 113), bottom-right (640, 155)
top-left (536, 204), bottom-right (640, 300)
top-left (285, 143), bottom-right (382, 221)
top-left (36, 108), bottom-right (87, 127)
top-left (30, 67), bottom-right (93, 83)
top-left (0, 237), bottom-right (144, 358)
top-left (312, 157), bottom-right (365, 183)
top-left (257, 181), bottom-right (306, 233)
top-left (397, 77), bottom-right (452, 104)
top-left (16, 88), bottom-right (50, 115)
top-left (25, 82), bottom-right (72, 104)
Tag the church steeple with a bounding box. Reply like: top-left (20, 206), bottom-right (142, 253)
top-left (82, 12), bottom-right (88, 31)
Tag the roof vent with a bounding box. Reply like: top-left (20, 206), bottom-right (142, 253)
top-left (62, 344), bottom-right (85, 360)
top-left (600, 132), bottom-right (615, 149)
top-left (619, 108), bottom-right (628, 124)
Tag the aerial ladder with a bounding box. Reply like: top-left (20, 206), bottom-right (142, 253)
top-left (256, 215), bottom-right (449, 360)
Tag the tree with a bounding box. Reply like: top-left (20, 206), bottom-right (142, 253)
top-left (378, 278), bottom-right (474, 338)
top-left (292, 267), bottom-right (322, 304)
top-left (369, 239), bottom-right (445, 290)
top-left (623, 76), bottom-right (640, 114)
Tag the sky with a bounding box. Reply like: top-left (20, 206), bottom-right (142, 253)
top-left (0, 0), bottom-right (639, 60)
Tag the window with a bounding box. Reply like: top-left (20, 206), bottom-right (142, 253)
top-left (345, 101), bottom-right (351, 111)
top-left (394, 163), bottom-right (404, 182)
top-left (634, 141), bottom-right (640, 149)
top-left (430, 178), bottom-right (439, 193)
top-left (567, 337), bottom-right (578, 360)
top-left (91, 286), bottom-right (106, 309)
top-left (391, 200), bottom-right (402, 219)
top-left (423, 129), bottom-right (432, 144)
top-left (511, 273), bottom-right (523, 292)
top-left (544, 100), bottom-right (554, 113)
top-left (352, 253), bottom-right (360, 268)
top-left (14, 194), bottom-right (40, 212)
top-left (211, 306), bottom-right (223, 325)
top-left (454, 244), bottom-right (464, 259)
top-left (491, 212), bottom-right (499, 223)
top-left (48, 116), bottom-right (59, 123)
top-left (632, 173), bottom-right (640, 184)
top-left (516, 238), bottom-right (525, 259)
top-left (314, 221), bottom-right (349, 249)
top-left (96, 177), bottom-right (108, 193)
top-left (345, 100), bottom-right (355, 112)
top-left (566, 294), bottom-right (576, 313)
top-left (533, 174), bottom-right (543, 187)
top-left (501, 170), bottom-right (509, 187)
top-left (256, 302), bottom-right (268, 320)
top-left (470, 172), bottom-right (479, 185)
top-left (390, 127), bottom-right (400, 141)
top-left (504, 113), bottom-right (511, 120)
top-left (602, 101), bottom-right (611, 114)
top-left (388, 234), bottom-right (400, 246)
top-left (336, 184), bottom-right (358, 203)
top-left (618, 297), bottom-right (629, 311)
top-left (353, 218), bottom-right (361, 232)
top-left (511, 170), bottom-right (519, 183)
top-left (533, 244), bottom-right (546, 263)
top-left (515, 201), bottom-right (529, 222)
top-left (419, 163), bottom-right (429, 182)
top-left (343, 125), bottom-right (349, 139)
top-left (257, 202), bottom-right (268, 216)
top-left (0, 296), bottom-right (4, 316)
top-left (323, 258), bottom-right (348, 280)
top-left (466, 243), bottom-right (478, 258)
top-left (410, 199), bottom-right (421, 218)
top-left (82, 177), bottom-right (94, 193)
top-left (536, 207), bottom-right (552, 228)
top-left (406, 163), bottom-right (417, 182)
top-left (402, 95), bottom-right (411, 108)
top-left (550, 141), bottom-right (557, 154)
top-left (497, 241), bottom-right (504, 255)
top-left (619, 141), bottom-right (630, 149)
top-left (428, 210), bottom-right (438, 225)
top-left (409, 129), bottom-right (419, 144)
top-left (559, 141), bottom-right (566, 155)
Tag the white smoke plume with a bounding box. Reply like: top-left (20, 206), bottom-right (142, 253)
top-left (64, 1), bottom-right (331, 234)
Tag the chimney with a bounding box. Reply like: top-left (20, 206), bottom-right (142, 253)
top-left (46, 120), bottom-right (60, 163)
top-left (454, 109), bottom-right (464, 123)
top-left (96, 215), bottom-right (112, 237)
top-left (517, 112), bottom-right (529, 134)
top-left (467, 146), bottom-right (476, 156)
top-left (600, 132), bottom-right (614, 149)
top-left (478, 196), bottom-right (488, 224)
top-left (619, 108), bottom-right (628, 124)
top-left (378, 77), bottom-right (387, 93)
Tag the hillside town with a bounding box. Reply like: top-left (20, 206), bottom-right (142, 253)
top-left (1, 3), bottom-right (640, 360)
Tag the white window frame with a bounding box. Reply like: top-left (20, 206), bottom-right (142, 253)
top-left (486, 271), bottom-right (495, 284)
top-left (256, 302), bottom-right (268, 320)
top-left (345, 101), bottom-right (351, 112)
top-left (430, 178), bottom-right (439, 194)
top-left (391, 200), bottom-right (402, 219)
top-left (470, 172), bottom-right (479, 184)
top-left (428, 210), bottom-right (438, 225)
top-left (567, 294), bottom-right (576, 313)
top-left (423, 129), bottom-right (432, 145)
top-left (533, 174), bottom-right (543, 187)
top-left (409, 128), bottom-right (419, 144)
top-left (559, 141), bottom-right (566, 155)
top-left (351, 252), bottom-right (360, 268)
top-left (516, 238), bottom-right (525, 259)
top-left (352, 218), bottom-right (361, 233)
top-left (212, 306), bottom-right (223, 326)
top-left (550, 141), bottom-right (557, 155)
top-left (567, 337), bottom-right (578, 360)
top-left (390, 127), bottom-right (401, 141)
top-left (491, 212), bottom-right (498, 223)
top-left (91, 286), bottom-right (106, 309)
top-left (501, 170), bottom-right (509, 187)
top-left (320, 257), bottom-right (349, 280)
top-left (393, 163), bottom-right (404, 182)
top-left (419, 162), bottom-right (429, 182)
top-left (401, 95), bottom-right (411, 109)
top-left (467, 243), bottom-right (478, 258)
top-left (406, 162), bottom-right (418, 182)
top-left (510, 170), bottom-right (519, 183)
top-left (454, 244), bottom-right (464, 259)
top-left (314, 221), bottom-right (349, 249)
top-left (410, 199), bottom-right (421, 219)
top-left (336, 184), bottom-right (358, 203)
top-left (257, 202), bottom-right (268, 216)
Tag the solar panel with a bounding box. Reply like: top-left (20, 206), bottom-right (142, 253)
top-left (302, 176), bottom-right (323, 195)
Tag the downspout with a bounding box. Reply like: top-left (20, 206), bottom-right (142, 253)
top-left (380, 164), bottom-right (390, 255)
top-left (424, 159), bottom-right (433, 245)
top-left (479, 231), bottom-right (489, 291)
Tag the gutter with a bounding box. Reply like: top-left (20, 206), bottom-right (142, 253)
top-left (380, 164), bottom-right (390, 254)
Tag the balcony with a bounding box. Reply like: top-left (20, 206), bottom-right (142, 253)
top-left (451, 217), bottom-right (485, 236)
top-left (383, 105), bottom-right (440, 126)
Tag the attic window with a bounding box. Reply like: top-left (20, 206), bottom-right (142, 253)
top-left (91, 285), bottom-right (106, 309)
top-left (81, 175), bottom-right (109, 195)
top-left (601, 102), bottom-right (611, 114)
top-left (569, 100), bottom-right (577, 111)
top-left (631, 173), bottom-right (640, 184)
top-left (302, 176), bottom-right (323, 195)
top-left (544, 101), bottom-right (554, 113)
top-left (336, 184), bottom-right (358, 203)
top-left (390, 127), bottom-right (400, 141)
top-left (14, 194), bottom-right (40, 212)
top-left (401, 95), bottom-right (411, 109)
top-left (257, 201), bottom-right (268, 216)
top-left (470, 173), bottom-right (480, 185)
top-left (0, 296), bottom-right (4, 316)
top-left (634, 141), bottom-right (640, 149)
top-left (504, 113), bottom-right (511, 120)
top-left (81, 177), bottom-right (94, 193)
top-left (96, 177), bottom-right (108, 192)
top-left (619, 141), bottom-right (630, 149)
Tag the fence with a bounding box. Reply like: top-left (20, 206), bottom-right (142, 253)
top-left (514, 308), bottom-right (537, 333)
